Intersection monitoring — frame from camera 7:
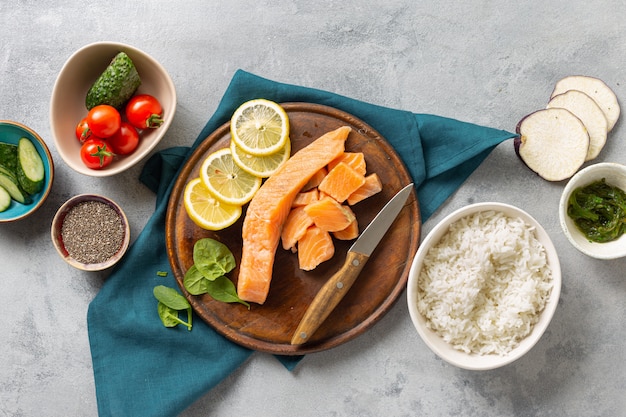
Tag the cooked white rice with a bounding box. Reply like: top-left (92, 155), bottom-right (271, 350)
top-left (417, 210), bottom-right (553, 356)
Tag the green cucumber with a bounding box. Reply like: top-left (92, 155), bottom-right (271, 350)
top-left (0, 185), bottom-right (11, 212)
top-left (0, 166), bottom-right (30, 205)
top-left (0, 142), bottom-right (18, 173)
top-left (85, 51), bottom-right (142, 110)
top-left (16, 137), bottom-right (44, 195)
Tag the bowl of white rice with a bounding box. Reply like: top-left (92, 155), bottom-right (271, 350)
top-left (407, 202), bottom-right (561, 370)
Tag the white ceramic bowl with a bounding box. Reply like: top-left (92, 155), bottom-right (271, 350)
top-left (50, 41), bottom-right (176, 176)
top-left (407, 202), bottom-right (561, 370)
top-left (559, 162), bottom-right (626, 259)
top-left (51, 194), bottom-right (130, 271)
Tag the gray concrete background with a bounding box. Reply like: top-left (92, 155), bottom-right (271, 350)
top-left (1, 1), bottom-right (625, 416)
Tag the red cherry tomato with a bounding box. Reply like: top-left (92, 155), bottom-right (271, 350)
top-left (107, 122), bottom-right (140, 155)
top-left (125, 94), bottom-right (163, 129)
top-left (80, 138), bottom-right (114, 169)
top-left (86, 105), bottom-right (121, 138)
top-left (75, 117), bottom-right (94, 143)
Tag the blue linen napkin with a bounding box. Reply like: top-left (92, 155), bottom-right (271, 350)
top-left (87, 69), bottom-right (516, 417)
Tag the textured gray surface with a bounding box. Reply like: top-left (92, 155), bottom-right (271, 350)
top-left (1, 1), bottom-right (625, 416)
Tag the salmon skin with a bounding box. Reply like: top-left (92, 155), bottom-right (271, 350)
top-left (237, 126), bottom-right (352, 304)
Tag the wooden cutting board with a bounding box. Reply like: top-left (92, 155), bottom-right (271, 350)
top-left (165, 102), bottom-right (420, 355)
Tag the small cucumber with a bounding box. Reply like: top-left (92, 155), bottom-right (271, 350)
top-left (85, 52), bottom-right (142, 110)
top-left (0, 185), bottom-right (11, 212)
top-left (0, 142), bottom-right (18, 173)
top-left (16, 137), bottom-right (44, 195)
top-left (0, 166), bottom-right (31, 205)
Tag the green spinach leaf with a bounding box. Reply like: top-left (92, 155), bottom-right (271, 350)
top-left (153, 285), bottom-right (191, 310)
top-left (205, 276), bottom-right (250, 308)
top-left (183, 264), bottom-right (209, 295)
top-left (193, 238), bottom-right (236, 281)
top-left (153, 286), bottom-right (192, 331)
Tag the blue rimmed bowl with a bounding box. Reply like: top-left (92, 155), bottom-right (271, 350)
top-left (0, 120), bottom-right (54, 223)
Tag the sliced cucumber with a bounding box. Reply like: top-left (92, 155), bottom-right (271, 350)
top-left (85, 51), bottom-right (142, 110)
top-left (0, 142), bottom-right (18, 173)
top-left (0, 166), bottom-right (31, 205)
top-left (16, 137), bottom-right (44, 195)
top-left (0, 185), bottom-right (11, 212)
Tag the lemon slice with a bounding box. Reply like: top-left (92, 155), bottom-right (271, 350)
top-left (200, 148), bottom-right (262, 205)
top-left (230, 137), bottom-right (291, 178)
top-left (183, 178), bottom-right (242, 230)
top-left (230, 99), bottom-right (289, 156)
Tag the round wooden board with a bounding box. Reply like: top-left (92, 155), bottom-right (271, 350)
top-left (165, 103), bottom-right (421, 355)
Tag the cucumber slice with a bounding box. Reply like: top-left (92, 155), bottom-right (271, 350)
top-left (0, 185), bottom-right (11, 212)
top-left (17, 137), bottom-right (44, 195)
top-left (85, 52), bottom-right (142, 110)
top-left (0, 167), bottom-right (31, 205)
top-left (0, 142), bottom-right (18, 173)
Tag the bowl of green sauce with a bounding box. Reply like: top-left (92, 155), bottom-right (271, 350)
top-left (559, 162), bottom-right (626, 259)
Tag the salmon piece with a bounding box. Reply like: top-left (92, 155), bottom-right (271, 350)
top-left (281, 206), bottom-right (314, 251)
top-left (291, 188), bottom-right (319, 208)
top-left (333, 215), bottom-right (359, 241)
top-left (304, 196), bottom-right (356, 232)
top-left (318, 161), bottom-right (366, 203)
top-left (302, 166), bottom-right (327, 191)
top-left (347, 173), bottom-right (383, 205)
top-left (238, 126), bottom-right (351, 304)
top-left (298, 226), bottom-right (335, 271)
top-left (328, 152), bottom-right (366, 176)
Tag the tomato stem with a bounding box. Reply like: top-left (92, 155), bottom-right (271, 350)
top-left (91, 144), bottom-right (114, 167)
top-left (146, 114), bottom-right (164, 128)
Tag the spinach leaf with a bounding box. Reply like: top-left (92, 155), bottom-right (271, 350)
top-left (157, 302), bottom-right (183, 327)
top-left (205, 276), bottom-right (250, 308)
top-left (193, 238), bottom-right (236, 281)
top-left (153, 286), bottom-right (192, 331)
top-left (183, 265), bottom-right (250, 308)
top-left (183, 264), bottom-right (209, 295)
top-left (153, 285), bottom-right (191, 310)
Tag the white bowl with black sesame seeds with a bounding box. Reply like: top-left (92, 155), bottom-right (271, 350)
top-left (51, 194), bottom-right (130, 271)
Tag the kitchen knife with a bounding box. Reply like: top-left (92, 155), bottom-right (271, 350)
top-left (290, 183), bottom-right (414, 345)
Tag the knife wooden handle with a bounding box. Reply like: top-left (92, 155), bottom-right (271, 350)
top-left (291, 251), bottom-right (370, 345)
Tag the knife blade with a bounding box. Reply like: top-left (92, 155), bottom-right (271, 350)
top-left (290, 183), bottom-right (414, 345)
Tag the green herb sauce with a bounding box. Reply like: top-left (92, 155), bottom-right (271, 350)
top-left (567, 178), bottom-right (626, 243)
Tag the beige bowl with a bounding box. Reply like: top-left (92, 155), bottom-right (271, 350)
top-left (51, 194), bottom-right (130, 271)
top-left (559, 162), bottom-right (626, 259)
top-left (407, 202), bottom-right (561, 370)
top-left (50, 41), bottom-right (176, 176)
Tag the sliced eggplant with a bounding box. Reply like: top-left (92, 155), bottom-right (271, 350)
top-left (515, 108), bottom-right (589, 181)
top-left (547, 90), bottom-right (608, 161)
top-left (550, 75), bottom-right (620, 132)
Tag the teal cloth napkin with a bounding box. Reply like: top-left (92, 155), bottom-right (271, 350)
top-left (87, 69), bottom-right (515, 417)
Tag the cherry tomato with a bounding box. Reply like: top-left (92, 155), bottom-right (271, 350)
top-left (107, 122), bottom-right (140, 155)
top-left (80, 138), bottom-right (114, 169)
top-left (125, 94), bottom-right (163, 129)
top-left (75, 117), bottom-right (94, 143)
top-left (86, 105), bottom-right (121, 138)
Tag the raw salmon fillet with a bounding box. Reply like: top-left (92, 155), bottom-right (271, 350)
top-left (281, 206), bottom-right (314, 251)
top-left (237, 126), bottom-right (351, 304)
top-left (291, 189), bottom-right (319, 208)
top-left (328, 152), bottom-right (366, 176)
top-left (347, 173), bottom-right (383, 205)
top-left (302, 166), bottom-right (327, 191)
top-left (333, 216), bottom-right (359, 241)
top-left (304, 196), bottom-right (356, 232)
top-left (298, 225), bottom-right (335, 271)
top-left (318, 162), bottom-right (366, 203)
